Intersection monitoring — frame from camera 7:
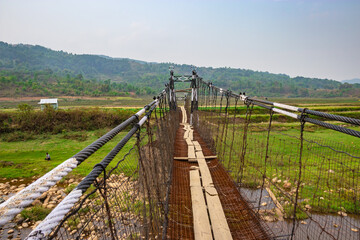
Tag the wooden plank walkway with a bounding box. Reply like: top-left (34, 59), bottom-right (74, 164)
top-left (167, 107), bottom-right (271, 240)
top-left (180, 106), bottom-right (232, 240)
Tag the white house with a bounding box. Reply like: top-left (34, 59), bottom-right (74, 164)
top-left (38, 99), bottom-right (58, 110)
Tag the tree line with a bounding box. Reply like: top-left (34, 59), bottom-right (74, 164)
top-left (0, 41), bottom-right (359, 98)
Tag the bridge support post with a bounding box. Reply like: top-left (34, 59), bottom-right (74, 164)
top-left (190, 69), bottom-right (198, 113)
top-left (169, 69), bottom-right (177, 110)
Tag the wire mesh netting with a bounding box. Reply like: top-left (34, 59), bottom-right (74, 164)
top-left (166, 99), bottom-right (273, 240)
top-left (2, 71), bottom-right (359, 240)
top-left (194, 80), bottom-right (360, 239)
top-left (46, 102), bottom-right (179, 240)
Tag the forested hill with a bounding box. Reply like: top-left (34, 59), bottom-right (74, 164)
top-left (0, 41), bottom-right (359, 98)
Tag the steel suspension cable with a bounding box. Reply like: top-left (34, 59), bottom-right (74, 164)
top-left (0, 99), bottom-right (159, 227)
top-left (26, 98), bottom-right (162, 240)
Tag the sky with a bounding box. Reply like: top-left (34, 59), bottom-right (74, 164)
top-left (0, 0), bottom-right (359, 81)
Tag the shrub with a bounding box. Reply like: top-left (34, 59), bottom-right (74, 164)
top-left (62, 132), bottom-right (88, 141)
top-left (2, 131), bottom-right (34, 142)
top-left (0, 108), bottom-right (136, 134)
top-left (20, 206), bottom-right (51, 221)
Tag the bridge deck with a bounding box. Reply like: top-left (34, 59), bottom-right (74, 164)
top-left (166, 110), bottom-right (272, 240)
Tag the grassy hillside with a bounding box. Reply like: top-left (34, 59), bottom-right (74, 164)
top-left (1, 41), bottom-right (360, 98)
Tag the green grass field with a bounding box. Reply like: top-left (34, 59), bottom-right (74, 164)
top-left (203, 97), bottom-right (360, 216)
top-left (0, 129), bottom-right (138, 179)
top-left (0, 97), bottom-right (359, 216)
top-left (0, 95), bottom-right (155, 110)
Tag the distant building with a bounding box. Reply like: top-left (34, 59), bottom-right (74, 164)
top-left (38, 99), bottom-right (58, 110)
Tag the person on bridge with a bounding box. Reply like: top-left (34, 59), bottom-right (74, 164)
top-left (45, 152), bottom-right (51, 161)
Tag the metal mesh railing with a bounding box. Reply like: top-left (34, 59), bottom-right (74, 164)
top-left (24, 93), bottom-right (179, 240)
top-left (194, 79), bottom-right (360, 240)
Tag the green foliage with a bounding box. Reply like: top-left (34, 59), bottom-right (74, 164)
top-left (18, 103), bottom-right (34, 113)
top-left (0, 108), bottom-right (136, 134)
top-left (0, 129), bottom-right (136, 178)
top-left (65, 184), bottom-right (77, 194)
top-left (0, 68), bottom-right (141, 97)
top-left (21, 206), bottom-right (51, 221)
top-left (2, 131), bottom-right (34, 142)
top-left (1, 41), bottom-right (359, 98)
top-left (62, 132), bottom-right (88, 141)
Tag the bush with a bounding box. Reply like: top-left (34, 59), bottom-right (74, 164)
top-left (20, 206), bottom-right (51, 221)
top-left (62, 132), bottom-right (88, 141)
top-left (2, 131), bottom-right (34, 142)
top-left (0, 108), bottom-right (136, 134)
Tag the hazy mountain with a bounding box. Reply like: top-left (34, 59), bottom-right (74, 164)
top-left (342, 78), bottom-right (360, 84)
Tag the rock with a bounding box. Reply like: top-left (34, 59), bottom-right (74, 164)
top-left (69, 179), bottom-right (75, 184)
top-left (351, 228), bottom-right (358, 232)
top-left (261, 202), bottom-right (267, 206)
top-left (22, 222), bottom-right (29, 228)
top-left (301, 221), bottom-right (307, 225)
top-left (38, 192), bottom-right (47, 201)
top-left (283, 182), bottom-right (291, 189)
top-left (47, 204), bottom-right (55, 209)
top-left (338, 211), bottom-right (347, 217)
top-left (55, 194), bottom-right (62, 200)
top-left (7, 229), bottom-right (14, 234)
top-left (263, 216), bottom-right (276, 222)
top-left (33, 221), bottom-right (42, 228)
top-left (15, 187), bottom-right (25, 192)
top-left (44, 195), bottom-right (51, 205)
top-left (14, 214), bottom-right (24, 223)
top-left (32, 199), bottom-right (41, 206)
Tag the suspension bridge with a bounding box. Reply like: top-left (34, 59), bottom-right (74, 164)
top-left (0, 69), bottom-right (359, 239)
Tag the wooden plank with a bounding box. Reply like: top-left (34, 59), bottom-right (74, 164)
top-left (195, 145), bottom-right (202, 151)
top-left (188, 145), bottom-right (196, 160)
top-left (184, 130), bottom-right (189, 139)
top-left (204, 186), bottom-right (233, 240)
top-left (190, 170), bottom-right (212, 240)
top-left (266, 185), bottom-right (284, 221)
top-left (186, 138), bottom-right (194, 146)
top-left (180, 106), bottom-right (187, 123)
top-left (188, 130), bottom-right (193, 140)
top-left (193, 141), bottom-right (202, 151)
top-left (196, 151), bottom-right (205, 159)
top-left (197, 158), bottom-right (213, 187)
top-left (174, 155), bottom-right (217, 161)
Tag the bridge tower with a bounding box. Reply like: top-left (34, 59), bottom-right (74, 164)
top-left (167, 68), bottom-right (199, 115)
top-left (168, 68), bottom-right (177, 110)
top-left (190, 69), bottom-right (198, 113)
